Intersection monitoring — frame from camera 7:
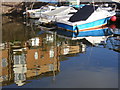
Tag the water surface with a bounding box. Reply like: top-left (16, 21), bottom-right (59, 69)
top-left (1, 16), bottom-right (119, 88)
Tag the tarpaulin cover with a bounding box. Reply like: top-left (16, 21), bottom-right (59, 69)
top-left (68, 5), bottom-right (98, 22)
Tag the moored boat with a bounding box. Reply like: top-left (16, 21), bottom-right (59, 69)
top-left (56, 5), bottom-right (116, 37)
top-left (56, 25), bottom-right (113, 38)
top-left (56, 25), bottom-right (114, 47)
top-left (23, 5), bottom-right (57, 19)
top-left (39, 6), bottom-right (77, 24)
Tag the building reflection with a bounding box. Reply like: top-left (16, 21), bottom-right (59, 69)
top-left (1, 30), bottom-right (59, 86)
top-left (0, 42), bottom-right (14, 86)
top-left (1, 30), bottom-right (89, 86)
top-left (1, 22), bottom-right (119, 87)
top-left (59, 40), bottom-right (86, 55)
top-left (25, 36), bottom-right (60, 80)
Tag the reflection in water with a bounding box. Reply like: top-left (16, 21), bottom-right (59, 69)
top-left (1, 16), bottom-right (119, 88)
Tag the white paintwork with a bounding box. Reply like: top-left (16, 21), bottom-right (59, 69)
top-left (13, 66), bottom-right (27, 86)
top-left (30, 37), bottom-right (40, 46)
top-left (85, 36), bottom-right (108, 45)
top-left (63, 47), bottom-right (70, 55)
top-left (34, 52), bottom-right (39, 60)
top-left (39, 6), bottom-right (77, 23)
top-left (24, 6), bottom-right (57, 18)
top-left (49, 49), bottom-right (54, 58)
top-left (0, 43), bottom-right (5, 49)
top-left (77, 0), bottom-right (80, 5)
top-left (56, 6), bottom-right (116, 26)
top-left (81, 43), bottom-right (86, 52)
top-left (46, 34), bottom-right (54, 42)
top-left (112, 0), bottom-right (120, 3)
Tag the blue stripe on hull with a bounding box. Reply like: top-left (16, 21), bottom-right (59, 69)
top-left (57, 28), bottom-right (113, 38)
top-left (74, 28), bottom-right (113, 37)
top-left (57, 17), bottom-right (110, 31)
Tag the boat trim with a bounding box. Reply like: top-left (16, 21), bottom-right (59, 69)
top-left (58, 23), bottom-right (107, 33)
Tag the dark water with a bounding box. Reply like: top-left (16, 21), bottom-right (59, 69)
top-left (1, 16), bottom-right (119, 88)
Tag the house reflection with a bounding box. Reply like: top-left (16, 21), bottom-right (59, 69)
top-left (1, 31), bottom-right (88, 86)
top-left (60, 41), bottom-right (86, 55)
top-left (0, 42), bottom-right (14, 86)
top-left (1, 27), bottom-right (119, 87)
top-left (25, 36), bottom-right (60, 79)
top-left (0, 32), bottom-right (60, 86)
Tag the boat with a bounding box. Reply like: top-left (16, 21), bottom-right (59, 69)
top-left (56, 25), bottom-right (113, 38)
top-left (39, 6), bottom-right (77, 24)
top-left (23, 5), bottom-right (57, 19)
top-left (56, 25), bottom-right (114, 47)
top-left (56, 5), bottom-right (116, 37)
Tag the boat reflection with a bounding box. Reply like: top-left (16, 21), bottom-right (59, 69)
top-left (56, 25), bottom-right (120, 53)
top-left (99, 35), bottom-right (120, 52)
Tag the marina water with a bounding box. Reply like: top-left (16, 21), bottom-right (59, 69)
top-left (1, 16), bottom-right (119, 88)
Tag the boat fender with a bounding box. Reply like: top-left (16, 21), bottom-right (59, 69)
top-left (110, 24), bottom-right (116, 29)
top-left (110, 16), bottom-right (117, 22)
top-left (75, 26), bottom-right (79, 36)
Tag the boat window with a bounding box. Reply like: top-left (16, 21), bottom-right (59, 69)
top-left (70, 8), bottom-right (75, 10)
top-left (51, 9), bottom-right (55, 10)
top-left (68, 12), bottom-right (76, 14)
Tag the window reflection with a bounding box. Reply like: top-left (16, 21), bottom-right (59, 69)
top-left (1, 16), bottom-right (119, 87)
